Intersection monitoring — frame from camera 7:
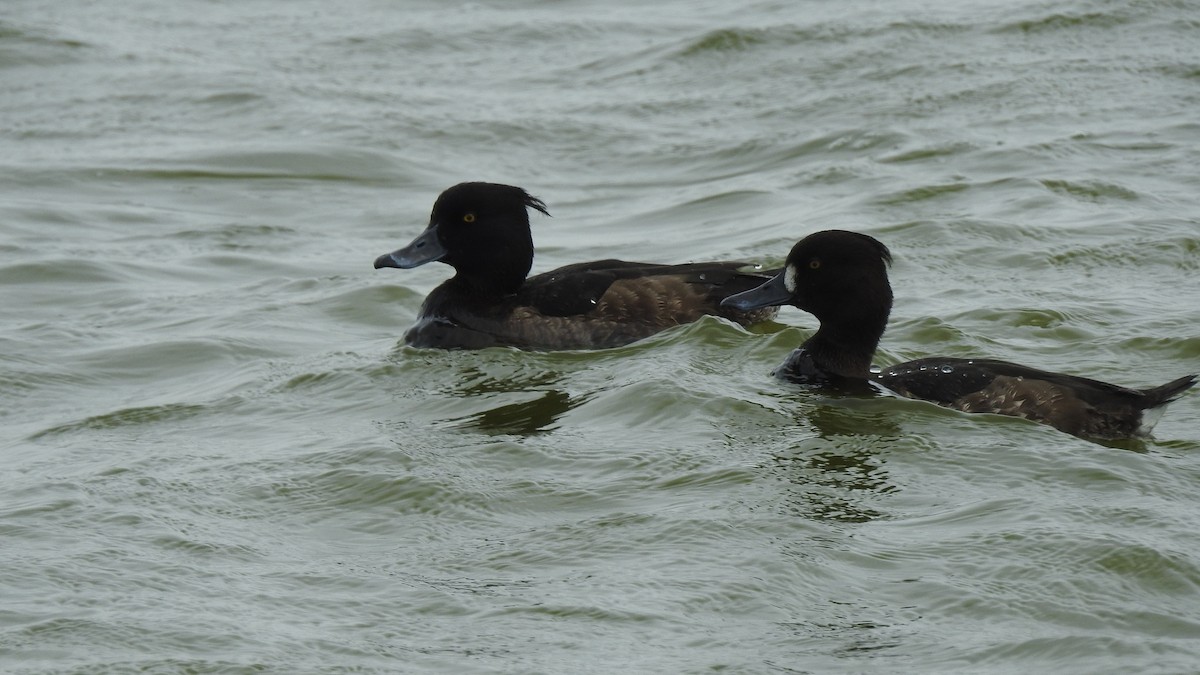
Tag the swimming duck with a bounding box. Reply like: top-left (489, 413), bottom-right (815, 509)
top-left (721, 230), bottom-right (1197, 439)
top-left (374, 182), bottom-right (778, 350)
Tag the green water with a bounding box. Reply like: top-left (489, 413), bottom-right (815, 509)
top-left (3, 0), bottom-right (1199, 672)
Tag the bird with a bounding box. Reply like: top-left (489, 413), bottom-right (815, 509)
top-left (373, 182), bottom-right (777, 350)
top-left (721, 229), bottom-right (1196, 439)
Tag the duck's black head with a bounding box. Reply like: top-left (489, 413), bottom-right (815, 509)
top-left (374, 182), bottom-right (551, 295)
top-left (722, 230), bottom-right (894, 376)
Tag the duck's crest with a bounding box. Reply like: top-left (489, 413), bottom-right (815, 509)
top-left (523, 191), bottom-right (550, 218)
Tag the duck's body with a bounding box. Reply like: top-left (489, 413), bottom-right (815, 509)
top-left (723, 230), bottom-right (1196, 440)
top-left (375, 182), bottom-right (776, 350)
top-left (404, 257), bottom-right (778, 350)
top-left (876, 357), bottom-right (1195, 438)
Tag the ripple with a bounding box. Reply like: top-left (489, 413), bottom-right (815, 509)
top-left (0, 258), bottom-right (125, 285)
top-left (1047, 233), bottom-right (1200, 272)
top-left (995, 11), bottom-right (1133, 34)
top-left (878, 141), bottom-right (979, 164)
top-left (875, 181), bottom-right (972, 205)
top-left (679, 28), bottom-right (773, 55)
top-left (112, 146), bottom-right (409, 183)
top-left (1040, 178), bottom-right (1140, 202)
top-left (29, 402), bottom-right (214, 439)
top-left (0, 23), bottom-right (93, 68)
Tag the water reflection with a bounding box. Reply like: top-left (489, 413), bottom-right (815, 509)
top-left (766, 401), bottom-right (902, 524)
top-left (453, 363), bottom-right (564, 395)
top-left (805, 398), bottom-right (903, 439)
top-left (437, 364), bottom-right (586, 436)
top-left (452, 389), bottom-right (579, 436)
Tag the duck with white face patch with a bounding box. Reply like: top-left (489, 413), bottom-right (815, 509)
top-left (722, 230), bottom-right (1196, 440)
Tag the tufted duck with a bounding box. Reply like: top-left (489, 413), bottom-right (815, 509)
top-left (722, 230), bottom-right (1196, 439)
top-left (375, 182), bottom-right (778, 350)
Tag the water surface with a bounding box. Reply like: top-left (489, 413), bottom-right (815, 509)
top-left (3, 0), bottom-right (1199, 672)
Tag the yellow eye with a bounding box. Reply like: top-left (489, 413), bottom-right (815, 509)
top-left (463, 213), bottom-right (476, 223)
top-left (809, 259), bottom-right (821, 270)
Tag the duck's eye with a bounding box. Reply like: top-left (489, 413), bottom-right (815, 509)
top-left (463, 213), bottom-right (476, 223)
top-left (809, 259), bottom-right (821, 270)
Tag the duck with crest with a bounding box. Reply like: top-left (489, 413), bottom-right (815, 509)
top-left (721, 230), bottom-right (1196, 440)
top-left (374, 182), bottom-right (778, 350)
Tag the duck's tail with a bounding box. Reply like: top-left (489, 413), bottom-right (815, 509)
top-left (1135, 374), bottom-right (1197, 436)
top-left (1143, 374), bottom-right (1198, 408)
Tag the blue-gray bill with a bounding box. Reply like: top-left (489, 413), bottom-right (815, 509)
top-left (720, 271), bottom-right (790, 311)
top-left (373, 225), bottom-right (446, 269)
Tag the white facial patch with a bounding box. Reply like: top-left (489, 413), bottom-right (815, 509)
top-left (784, 264), bottom-right (798, 293)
